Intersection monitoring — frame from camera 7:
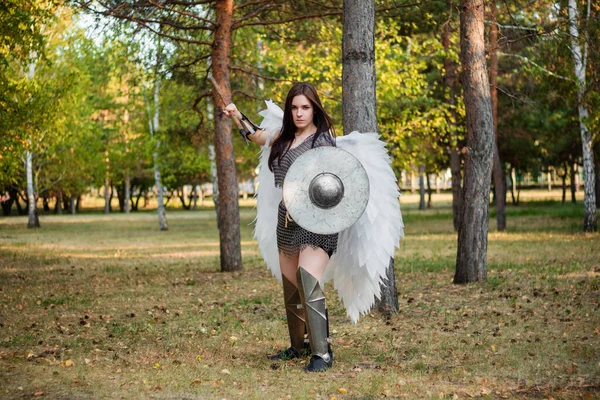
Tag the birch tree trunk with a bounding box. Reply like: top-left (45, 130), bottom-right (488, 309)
top-left (489, 0), bottom-right (506, 231)
top-left (454, 0), bottom-right (495, 284)
top-left (343, 0), bottom-right (398, 316)
top-left (568, 0), bottom-right (597, 232)
top-left (212, 0), bottom-right (242, 271)
top-left (147, 63), bottom-right (168, 231)
top-left (26, 58), bottom-right (39, 228)
top-left (26, 150), bottom-right (39, 228)
top-left (596, 159), bottom-right (600, 208)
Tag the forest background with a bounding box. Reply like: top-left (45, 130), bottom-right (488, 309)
top-left (1, 0), bottom-right (599, 231)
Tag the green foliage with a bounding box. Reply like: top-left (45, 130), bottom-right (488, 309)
top-left (0, 0), bottom-right (58, 66)
top-left (1, 0), bottom-right (597, 212)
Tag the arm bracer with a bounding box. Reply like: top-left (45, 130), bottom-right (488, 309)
top-left (240, 112), bottom-right (260, 136)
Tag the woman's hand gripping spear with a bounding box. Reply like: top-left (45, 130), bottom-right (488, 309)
top-left (209, 76), bottom-right (258, 144)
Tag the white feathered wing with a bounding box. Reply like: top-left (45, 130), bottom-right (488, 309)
top-left (253, 100), bottom-right (284, 281)
top-left (324, 132), bottom-right (404, 322)
top-left (253, 101), bottom-right (404, 322)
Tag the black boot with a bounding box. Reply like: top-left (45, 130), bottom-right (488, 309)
top-left (296, 266), bottom-right (333, 372)
top-left (268, 275), bottom-right (309, 360)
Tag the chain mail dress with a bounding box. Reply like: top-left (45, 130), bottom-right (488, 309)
top-left (273, 132), bottom-right (338, 258)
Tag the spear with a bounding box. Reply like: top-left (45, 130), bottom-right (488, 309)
top-left (209, 76), bottom-right (250, 143)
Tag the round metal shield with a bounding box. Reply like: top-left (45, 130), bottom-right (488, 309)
top-left (283, 147), bottom-right (369, 234)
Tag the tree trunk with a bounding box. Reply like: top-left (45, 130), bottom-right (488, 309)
top-left (26, 150), bottom-right (40, 228)
top-left (426, 173), bottom-right (433, 208)
top-left (70, 196), bottom-right (76, 214)
top-left (343, 0), bottom-right (398, 316)
top-left (152, 78), bottom-right (168, 231)
top-left (209, 144), bottom-right (220, 225)
top-left (104, 178), bottom-right (111, 214)
top-left (134, 189), bottom-right (143, 211)
top-left (212, 0), bottom-right (242, 271)
top-left (25, 57), bottom-right (39, 228)
top-left (124, 172), bottom-right (131, 213)
top-left (342, 0), bottom-right (377, 132)
top-left (510, 168), bottom-right (518, 205)
top-left (153, 156), bottom-right (168, 230)
top-left (454, 0), bottom-right (494, 284)
top-left (418, 164), bottom-right (426, 210)
top-left (489, 0), bottom-right (506, 232)
top-left (55, 191), bottom-right (63, 214)
top-left (116, 182), bottom-right (125, 212)
top-left (596, 159), bottom-right (600, 208)
top-left (192, 186), bottom-right (199, 211)
top-left (568, 0), bottom-right (597, 231)
top-left (62, 193), bottom-right (69, 212)
top-left (571, 162), bottom-right (577, 204)
top-left (561, 170), bottom-right (567, 204)
top-left (177, 186), bottom-right (191, 210)
top-left (442, 18), bottom-right (462, 231)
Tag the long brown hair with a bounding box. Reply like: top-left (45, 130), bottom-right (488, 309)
top-left (268, 82), bottom-right (335, 172)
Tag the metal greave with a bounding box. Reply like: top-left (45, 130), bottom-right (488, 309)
top-left (296, 266), bottom-right (331, 362)
top-left (282, 274), bottom-right (306, 353)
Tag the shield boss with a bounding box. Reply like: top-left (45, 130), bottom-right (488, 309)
top-left (283, 146), bottom-right (369, 234)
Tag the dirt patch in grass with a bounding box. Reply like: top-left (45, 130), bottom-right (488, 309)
top-left (0, 201), bottom-right (598, 399)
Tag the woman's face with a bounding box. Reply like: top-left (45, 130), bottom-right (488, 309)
top-left (290, 95), bottom-right (315, 131)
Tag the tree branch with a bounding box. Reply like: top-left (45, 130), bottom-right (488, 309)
top-left (78, 1), bottom-right (214, 45)
top-left (235, 0), bottom-right (274, 10)
top-left (233, 10), bottom-right (342, 29)
top-left (498, 52), bottom-right (574, 82)
top-left (230, 65), bottom-right (294, 83)
top-left (192, 92), bottom-right (213, 113)
top-left (234, 3), bottom-right (279, 24)
top-left (495, 85), bottom-right (535, 106)
top-left (485, 21), bottom-right (538, 31)
top-left (146, 0), bottom-right (217, 27)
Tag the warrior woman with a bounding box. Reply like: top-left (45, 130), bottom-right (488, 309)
top-left (223, 81), bottom-right (404, 373)
top-left (224, 82), bottom-right (336, 372)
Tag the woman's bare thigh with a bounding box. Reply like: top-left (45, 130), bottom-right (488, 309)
top-left (279, 252), bottom-right (299, 286)
top-left (298, 246), bottom-right (330, 282)
top-left (279, 246), bottom-right (330, 286)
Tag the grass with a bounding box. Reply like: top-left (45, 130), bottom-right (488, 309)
top-left (0, 190), bottom-right (598, 399)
